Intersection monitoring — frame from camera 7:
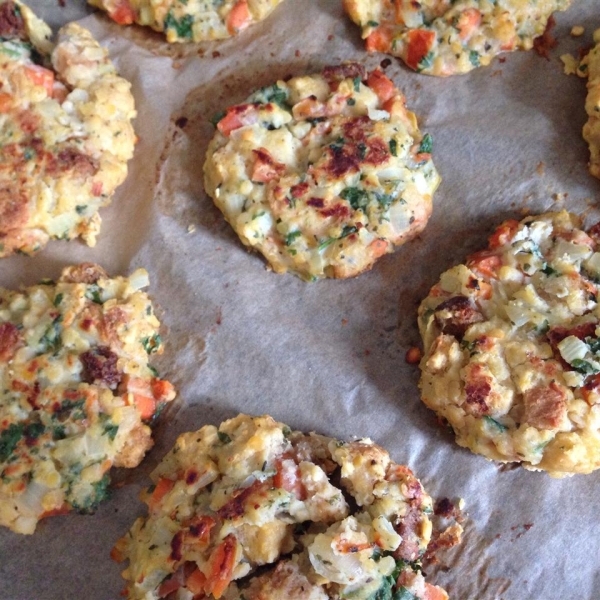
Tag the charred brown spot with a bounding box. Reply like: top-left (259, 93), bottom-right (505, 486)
top-left (464, 380), bottom-right (490, 414)
top-left (319, 203), bottom-right (351, 219)
top-left (0, 322), bottom-right (21, 362)
top-left (307, 197), bottom-right (324, 208)
top-left (47, 148), bottom-right (99, 178)
top-left (290, 183), bottom-right (309, 198)
top-left (60, 263), bottom-right (108, 284)
top-left (394, 506), bottom-right (423, 561)
top-left (0, 1), bottom-right (25, 38)
top-left (169, 531), bottom-right (183, 562)
top-left (217, 481), bottom-right (265, 521)
top-left (322, 62), bottom-right (366, 85)
top-left (547, 322), bottom-right (597, 350)
top-left (533, 15), bottom-right (557, 60)
top-left (80, 346), bottom-right (121, 388)
top-left (434, 296), bottom-right (484, 340)
top-left (434, 497), bottom-right (455, 518)
top-left (185, 469), bottom-right (198, 485)
top-left (522, 382), bottom-right (566, 430)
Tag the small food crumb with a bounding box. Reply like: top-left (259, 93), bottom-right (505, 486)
top-left (212, 51), bottom-right (221, 58)
top-left (405, 346), bottom-right (422, 364)
top-left (295, 49), bottom-right (301, 57)
top-left (571, 25), bottom-right (585, 37)
top-left (536, 161), bottom-right (545, 176)
top-left (561, 53), bottom-right (579, 75)
top-left (341, 318), bottom-right (348, 326)
top-left (187, 224), bottom-right (196, 234)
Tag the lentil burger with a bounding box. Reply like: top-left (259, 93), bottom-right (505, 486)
top-left (579, 29), bottom-right (600, 180)
top-left (0, 0), bottom-right (136, 257)
top-left (0, 263), bottom-right (175, 534)
top-left (419, 212), bottom-right (600, 476)
top-left (114, 414), bottom-right (461, 599)
top-left (204, 64), bottom-right (440, 280)
top-left (343, 0), bottom-right (571, 76)
top-left (88, 0), bottom-right (285, 42)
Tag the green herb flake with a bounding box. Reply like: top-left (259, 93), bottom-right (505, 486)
top-left (417, 51), bottom-right (434, 73)
top-left (469, 50), bottom-right (480, 67)
top-left (75, 205), bottom-right (87, 215)
top-left (84, 284), bottom-right (103, 304)
top-left (418, 133), bottom-right (433, 155)
top-left (389, 139), bottom-right (398, 156)
top-left (53, 293), bottom-right (63, 307)
top-left (483, 416), bottom-right (508, 433)
top-left (217, 431), bottom-right (232, 444)
top-left (163, 10), bottom-right (194, 39)
top-left (347, 98), bottom-right (356, 106)
top-left (210, 110), bottom-right (226, 127)
top-left (142, 333), bottom-right (162, 355)
top-left (0, 423), bottom-right (24, 462)
top-left (340, 187), bottom-right (369, 211)
top-left (571, 358), bottom-right (599, 375)
top-left (353, 77), bottom-right (361, 92)
top-left (285, 230), bottom-right (302, 246)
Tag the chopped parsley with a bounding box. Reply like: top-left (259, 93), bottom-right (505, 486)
top-left (72, 474), bottom-right (111, 513)
top-left (353, 77), bottom-right (361, 92)
top-left (251, 84), bottom-right (290, 109)
top-left (84, 284), bottom-right (103, 304)
top-left (0, 423), bottom-right (24, 462)
top-left (53, 293), bottom-right (63, 307)
top-left (217, 431), bottom-right (232, 444)
top-left (103, 423), bottom-right (119, 441)
top-left (417, 51), bottom-right (434, 73)
top-left (210, 110), bottom-right (226, 127)
top-left (75, 205), bottom-right (87, 215)
top-left (163, 10), bottom-right (194, 39)
top-left (340, 187), bottom-right (369, 211)
top-left (39, 318), bottom-right (62, 355)
top-left (285, 230), bottom-right (302, 246)
top-left (418, 133), bottom-right (433, 154)
top-left (483, 416), bottom-right (508, 433)
top-left (469, 50), bottom-right (480, 67)
top-left (318, 225), bottom-right (358, 251)
top-left (389, 139), bottom-right (398, 156)
top-left (571, 359), bottom-right (600, 375)
top-left (142, 333), bottom-right (162, 354)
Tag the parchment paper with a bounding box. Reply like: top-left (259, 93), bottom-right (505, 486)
top-left (1, 1), bottom-right (599, 598)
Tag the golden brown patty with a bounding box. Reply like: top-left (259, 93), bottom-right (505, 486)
top-left (0, 0), bottom-right (136, 257)
top-left (343, 0), bottom-right (571, 76)
top-left (0, 264), bottom-right (175, 533)
top-left (114, 414), bottom-right (461, 599)
top-left (88, 0), bottom-right (285, 42)
top-left (419, 211), bottom-right (600, 476)
top-left (204, 64), bottom-right (440, 280)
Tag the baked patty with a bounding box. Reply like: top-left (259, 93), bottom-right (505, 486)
top-left (88, 0), bottom-right (285, 42)
top-left (0, 0), bottom-right (136, 257)
top-left (113, 414), bottom-right (460, 599)
top-left (419, 211), bottom-right (600, 476)
top-left (0, 263), bottom-right (175, 533)
top-left (204, 64), bottom-right (440, 280)
top-left (343, 0), bottom-right (571, 76)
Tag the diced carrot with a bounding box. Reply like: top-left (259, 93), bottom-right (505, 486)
top-left (467, 251), bottom-right (502, 279)
top-left (226, 0), bottom-right (251, 35)
top-left (204, 535), bottom-right (238, 598)
top-left (424, 583), bottom-right (449, 600)
top-left (366, 25), bottom-right (394, 53)
top-left (151, 378), bottom-right (176, 402)
top-left (369, 238), bottom-right (389, 259)
top-left (157, 574), bottom-right (183, 598)
top-left (24, 65), bottom-right (54, 97)
top-left (108, 0), bottom-right (136, 25)
top-left (251, 148), bottom-right (286, 183)
top-left (110, 545), bottom-right (125, 562)
top-left (334, 539), bottom-right (372, 553)
top-left (186, 568), bottom-right (207, 595)
top-left (133, 394), bottom-right (156, 419)
top-left (366, 70), bottom-right (396, 104)
top-left (148, 477), bottom-right (175, 510)
top-left (489, 219), bottom-right (519, 249)
top-left (478, 280), bottom-right (493, 300)
top-left (0, 92), bottom-right (12, 113)
top-left (456, 8), bottom-right (481, 40)
top-left (92, 181), bottom-right (103, 196)
top-left (405, 346), bottom-right (422, 365)
top-left (274, 460), bottom-right (306, 500)
top-left (405, 29), bottom-right (436, 71)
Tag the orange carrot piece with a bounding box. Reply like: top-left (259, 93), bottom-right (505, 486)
top-left (0, 92), bottom-right (12, 113)
top-left (405, 29), bottom-right (436, 71)
top-left (24, 65), bottom-right (54, 97)
top-left (204, 535), bottom-right (238, 598)
top-left (366, 26), bottom-right (393, 53)
top-left (366, 70), bottom-right (396, 104)
top-left (186, 568), bottom-right (207, 595)
top-left (133, 394), bottom-right (156, 419)
top-left (148, 477), bottom-right (175, 509)
top-left (424, 583), bottom-right (449, 600)
top-left (217, 110), bottom-right (245, 136)
top-left (456, 8), bottom-right (481, 40)
top-left (226, 0), bottom-right (251, 35)
top-left (489, 219), bottom-right (519, 249)
top-left (109, 0), bottom-right (136, 25)
top-left (467, 252), bottom-right (502, 279)
top-left (369, 238), bottom-right (389, 259)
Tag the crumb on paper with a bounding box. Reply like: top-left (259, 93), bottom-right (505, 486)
top-left (571, 25), bottom-right (585, 37)
top-left (561, 53), bottom-right (579, 75)
top-left (536, 161), bottom-right (545, 176)
top-left (491, 70), bottom-right (502, 77)
top-left (187, 224), bottom-right (196, 234)
top-left (341, 318), bottom-right (348, 326)
top-left (295, 49), bottom-right (301, 57)
top-left (380, 58), bottom-right (392, 69)
top-left (405, 346), bottom-right (422, 364)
